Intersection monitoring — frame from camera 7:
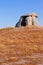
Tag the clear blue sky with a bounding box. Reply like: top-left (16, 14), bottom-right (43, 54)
top-left (0, 0), bottom-right (43, 28)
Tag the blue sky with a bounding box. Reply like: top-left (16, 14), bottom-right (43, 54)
top-left (0, 0), bottom-right (43, 28)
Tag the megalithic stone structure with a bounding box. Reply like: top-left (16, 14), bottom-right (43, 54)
top-left (15, 13), bottom-right (38, 27)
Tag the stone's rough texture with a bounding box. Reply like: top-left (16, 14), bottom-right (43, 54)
top-left (25, 16), bottom-right (32, 26)
top-left (0, 26), bottom-right (43, 65)
top-left (15, 13), bottom-right (38, 27)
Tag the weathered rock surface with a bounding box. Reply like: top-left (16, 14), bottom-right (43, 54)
top-left (0, 26), bottom-right (43, 65)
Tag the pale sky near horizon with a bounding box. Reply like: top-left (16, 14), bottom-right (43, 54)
top-left (0, 0), bottom-right (43, 28)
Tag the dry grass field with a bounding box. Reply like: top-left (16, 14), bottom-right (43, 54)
top-left (0, 26), bottom-right (43, 65)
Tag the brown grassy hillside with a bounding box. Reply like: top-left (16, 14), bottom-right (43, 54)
top-left (0, 26), bottom-right (43, 65)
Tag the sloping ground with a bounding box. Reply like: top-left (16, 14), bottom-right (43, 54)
top-left (0, 26), bottom-right (43, 65)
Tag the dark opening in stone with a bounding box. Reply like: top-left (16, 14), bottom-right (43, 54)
top-left (21, 17), bottom-right (27, 26)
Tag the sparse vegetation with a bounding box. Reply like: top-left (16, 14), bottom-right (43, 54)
top-left (0, 26), bottom-right (43, 65)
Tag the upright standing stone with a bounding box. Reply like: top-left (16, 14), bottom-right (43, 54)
top-left (15, 17), bottom-right (23, 27)
top-left (32, 13), bottom-right (38, 26)
top-left (25, 14), bottom-right (32, 26)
